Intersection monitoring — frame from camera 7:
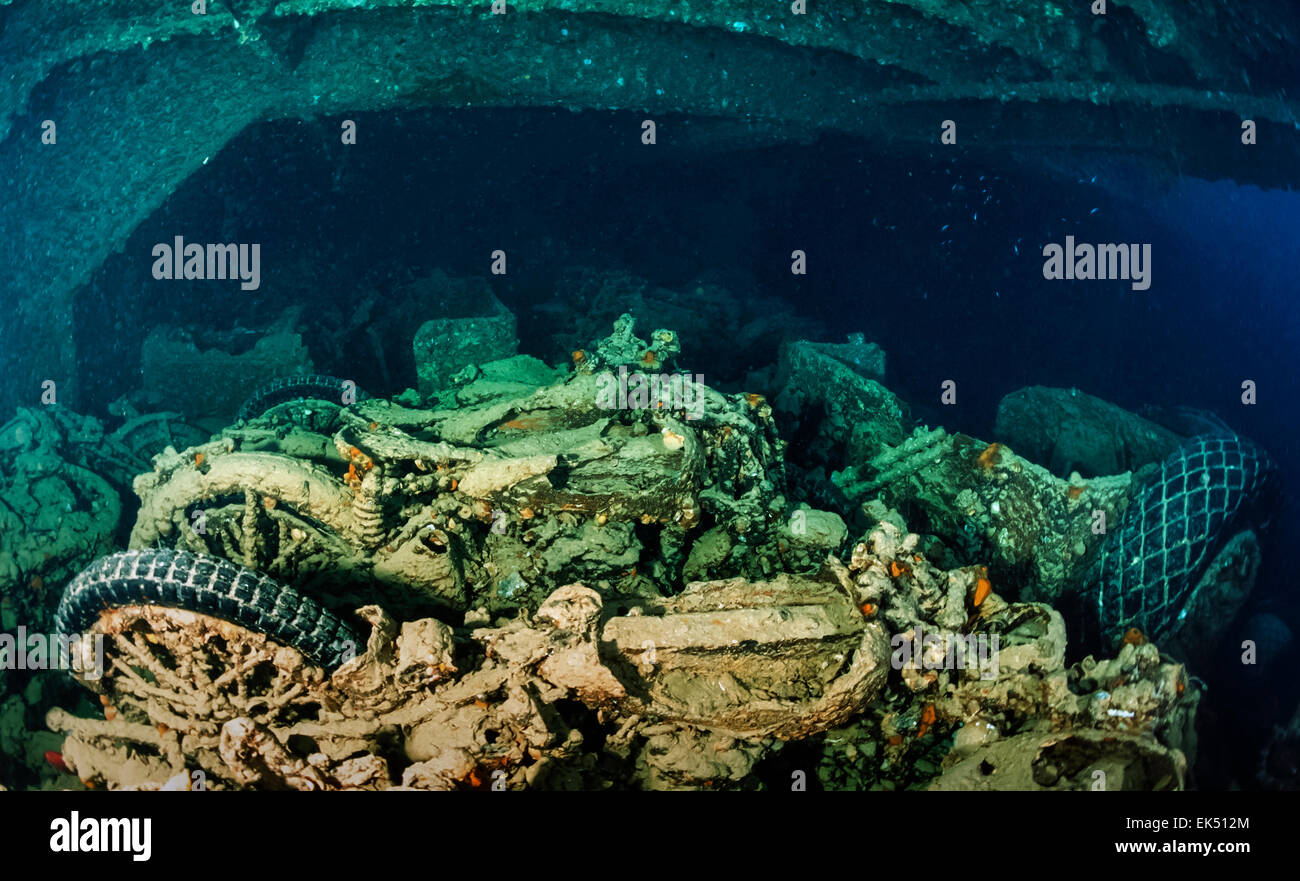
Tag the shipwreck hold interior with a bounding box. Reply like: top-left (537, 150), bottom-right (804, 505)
top-left (4, 0), bottom-right (1300, 793)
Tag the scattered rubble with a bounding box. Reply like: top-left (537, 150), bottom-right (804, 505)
top-left (1, 320), bottom-right (1264, 790)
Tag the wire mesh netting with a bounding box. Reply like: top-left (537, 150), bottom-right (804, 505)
top-left (1095, 434), bottom-right (1274, 641)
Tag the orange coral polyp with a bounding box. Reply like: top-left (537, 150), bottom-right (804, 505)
top-left (976, 442), bottom-right (1003, 470)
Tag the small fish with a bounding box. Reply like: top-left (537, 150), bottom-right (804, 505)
top-left (44, 751), bottom-right (71, 774)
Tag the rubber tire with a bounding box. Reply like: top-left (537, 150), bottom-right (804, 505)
top-left (56, 548), bottom-right (361, 668)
